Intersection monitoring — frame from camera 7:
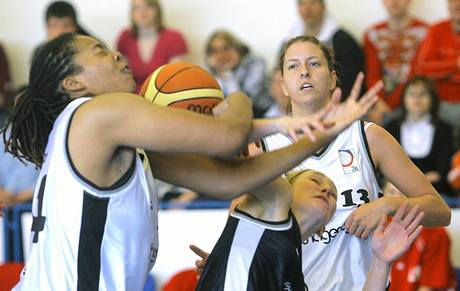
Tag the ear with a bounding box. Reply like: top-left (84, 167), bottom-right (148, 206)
top-left (62, 75), bottom-right (86, 93)
top-left (281, 77), bottom-right (290, 97)
top-left (329, 70), bottom-right (337, 92)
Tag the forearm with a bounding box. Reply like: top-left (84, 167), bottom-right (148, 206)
top-left (249, 118), bottom-right (283, 142)
top-left (218, 92), bottom-right (253, 154)
top-left (149, 132), bottom-right (332, 200)
top-left (363, 257), bottom-right (391, 291)
top-left (381, 195), bottom-right (451, 226)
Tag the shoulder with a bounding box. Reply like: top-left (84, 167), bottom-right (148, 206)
top-left (430, 20), bottom-right (452, 32)
top-left (159, 28), bottom-right (186, 41)
top-left (117, 28), bottom-right (134, 40)
top-left (364, 122), bottom-right (399, 153)
top-left (411, 18), bottom-right (429, 28)
top-left (366, 21), bottom-right (388, 33)
top-left (333, 28), bottom-right (359, 44)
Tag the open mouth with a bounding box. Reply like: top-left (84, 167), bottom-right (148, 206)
top-left (300, 83), bottom-right (313, 90)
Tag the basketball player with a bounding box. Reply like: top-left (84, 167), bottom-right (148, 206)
top-left (2, 34), bottom-right (378, 290)
top-left (252, 36), bottom-right (451, 290)
top-left (194, 170), bottom-right (424, 291)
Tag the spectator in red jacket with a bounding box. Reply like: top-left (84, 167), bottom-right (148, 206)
top-left (414, 0), bottom-right (460, 133)
top-left (363, 0), bottom-right (428, 124)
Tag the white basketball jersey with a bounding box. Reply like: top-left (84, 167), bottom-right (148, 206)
top-left (263, 120), bottom-right (382, 291)
top-left (13, 98), bottom-right (159, 291)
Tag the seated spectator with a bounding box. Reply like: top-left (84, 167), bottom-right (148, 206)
top-left (264, 68), bottom-right (290, 118)
top-left (0, 42), bottom-right (13, 128)
top-left (384, 181), bottom-right (457, 291)
top-left (447, 150), bottom-right (460, 207)
top-left (32, 1), bottom-right (94, 62)
top-left (0, 128), bottom-right (39, 208)
top-left (385, 76), bottom-right (456, 200)
top-left (286, 0), bottom-right (364, 100)
top-left (44, 1), bottom-right (91, 40)
top-left (414, 0), bottom-right (460, 136)
top-left (363, 0), bottom-right (428, 124)
top-left (117, 0), bottom-right (188, 92)
top-left (205, 30), bottom-right (272, 118)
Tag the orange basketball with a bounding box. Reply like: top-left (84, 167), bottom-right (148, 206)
top-left (139, 62), bottom-right (224, 115)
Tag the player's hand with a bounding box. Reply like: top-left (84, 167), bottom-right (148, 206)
top-left (371, 203), bottom-right (424, 264)
top-left (189, 244), bottom-right (210, 279)
top-left (273, 105), bottom-right (335, 142)
top-left (325, 73), bottom-right (382, 136)
top-left (344, 199), bottom-right (387, 239)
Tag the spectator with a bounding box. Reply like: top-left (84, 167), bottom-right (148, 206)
top-left (0, 146), bottom-right (38, 208)
top-left (286, 0), bottom-right (364, 100)
top-left (385, 76), bottom-right (456, 202)
top-left (205, 30), bottom-right (272, 118)
top-left (264, 68), bottom-right (290, 118)
top-left (363, 0), bottom-right (428, 124)
top-left (44, 1), bottom-right (91, 41)
top-left (117, 0), bottom-right (188, 92)
top-left (384, 181), bottom-right (457, 291)
top-left (447, 150), bottom-right (460, 207)
top-left (0, 42), bottom-right (13, 128)
top-left (32, 1), bottom-right (94, 63)
top-left (414, 0), bottom-right (460, 134)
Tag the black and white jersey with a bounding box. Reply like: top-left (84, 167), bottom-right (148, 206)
top-left (196, 207), bottom-right (305, 291)
top-left (262, 120), bottom-right (382, 291)
top-left (13, 98), bottom-right (159, 291)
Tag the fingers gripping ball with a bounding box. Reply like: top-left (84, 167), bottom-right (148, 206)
top-left (139, 62), bottom-right (224, 115)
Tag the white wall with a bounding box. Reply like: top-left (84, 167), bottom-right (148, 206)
top-left (17, 208), bottom-right (460, 288)
top-left (0, 0), bottom-right (449, 89)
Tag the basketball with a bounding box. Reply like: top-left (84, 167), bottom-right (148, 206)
top-left (139, 62), bottom-right (224, 115)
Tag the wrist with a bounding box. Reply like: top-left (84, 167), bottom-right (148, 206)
top-left (379, 196), bottom-right (396, 216)
top-left (370, 256), bottom-right (391, 273)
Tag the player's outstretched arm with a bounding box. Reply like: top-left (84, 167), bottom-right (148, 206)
top-left (250, 72), bottom-right (382, 142)
top-left (363, 203), bottom-right (424, 291)
top-left (149, 130), bottom-right (332, 199)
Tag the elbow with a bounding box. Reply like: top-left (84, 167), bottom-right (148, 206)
top-left (441, 204), bottom-right (452, 226)
top-left (214, 120), bottom-right (250, 158)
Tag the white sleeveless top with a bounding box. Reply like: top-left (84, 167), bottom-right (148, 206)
top-left (14, 98), bottom-right (159, 291)
top-left (263, 120), bottom-right (382, 291)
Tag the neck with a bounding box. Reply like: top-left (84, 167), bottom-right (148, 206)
top-left (388, 14), bottom-right (411, 30)
top-left (291, 98), bottom-right (329, 117)
top-left (304, 16), bottom-right (324, 37)
top-left (137, 26), bottom-right (157, 38)
top-left (407, 112), bottom-right (428, 122)
top-left (299, 216), bottom-right (322, 241)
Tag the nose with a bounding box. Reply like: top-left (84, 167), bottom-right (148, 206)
top-left (113, 51), bottom-right (122, 61)
top-left (321, 184), bottom-right (333, 197)
top-left (300, 65), bottom-right (309, 78)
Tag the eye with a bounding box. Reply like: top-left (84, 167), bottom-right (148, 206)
top-left (309, 61), bottom-right (320, 67)
top-left (310, 178), bottom-right (320, 185)
top-left (287, 63), bottom-right (298, 70)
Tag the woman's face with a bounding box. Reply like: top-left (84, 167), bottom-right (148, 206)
top-left (291, 170), bottom-right (337, 239)
top-left (47, 16), bottom-right (77, 40)
top-left (208, 37), bottom-right (240, 70)
top-left (281, 41), bottom-right (336, 112)
top-left (403, 82), bottom-right (431, 116)
top-left (132, 0), bottom-right (157, 29)
top-left (69, 36), bottom-right (136, 95)
top-left (382, 0), bottom-right (411, 19)
top-left (298, 0), bottom-right (325, 27)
